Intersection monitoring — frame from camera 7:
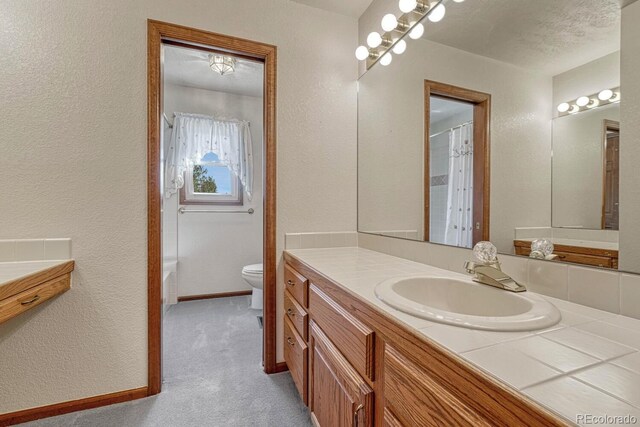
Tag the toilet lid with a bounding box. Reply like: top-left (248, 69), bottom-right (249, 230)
top-left (243, 263), bottom-right (263, 274)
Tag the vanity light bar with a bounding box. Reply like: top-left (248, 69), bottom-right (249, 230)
top-left (355, 0), bottom-right (461, 70)
top-left (557, 87), bottom-right (621, 117)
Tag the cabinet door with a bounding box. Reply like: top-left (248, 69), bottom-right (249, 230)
top-left (310, 321), bottom-right (373, 427)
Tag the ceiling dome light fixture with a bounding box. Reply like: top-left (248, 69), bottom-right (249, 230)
top-left (380, 53), bottom-right (393, 66)
top-left (209, 55), bottom-right (236, 76)
top-left (355, 46), bottom-right (370, 60)
top-left (399, 0), bottom-right (418, 13)
top-left (557, 103), bottom-right (570, 113)
top-left (367, 32), bottom-right (383, 48)
top-left (409, 23), bottom-right (425, 39)
top-left (382, 14), bottom-right (399, 32)
top-left (393, 39), bottom-right (407, 55)
top-left (598, 89), bottom-right (614, 101)
top-left (576, 96), bottom-right (590, 107)
top-left (428, 4), bottom-right (446, 22)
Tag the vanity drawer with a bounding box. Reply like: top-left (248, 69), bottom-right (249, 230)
top-left (0, 274), bottom-right (71, 325)
top-left (384, 345), bottom-right (491, 427)
top-left (284, 315), bottom-right (308, 404)
top-left (284, 290), bottom-right (308, 341)
top-left (309, 284), bottom-right (375, 381)
top-left (285, 264), bottom-right (308, 307)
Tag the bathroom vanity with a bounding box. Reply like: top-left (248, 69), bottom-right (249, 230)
top-left (0, 260), bottom-right (74, 325)
top-left (283, 250), bottom-right (571, 426)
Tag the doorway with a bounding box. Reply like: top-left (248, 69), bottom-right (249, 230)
top-left (147, 20), bottom-right (278, 396)
top-left (424, 80), bottom-right (491, 247)
top-left (602, 119), bottom-right (620, 230)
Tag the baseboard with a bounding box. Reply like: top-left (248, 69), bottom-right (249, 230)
top-left (274, 361), bottom-right (289, 373)
top-left (0, 387), bottom-right (148, 426)
top-left (178, 290), bottom-right (252, 302)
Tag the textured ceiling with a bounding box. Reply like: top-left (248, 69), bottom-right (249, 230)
top-left (422, 0), bottom-right (622, 75)
top-left (162, 45), bottom-right (264, 97)
top-left (290, 0), bottom-right (374, 18)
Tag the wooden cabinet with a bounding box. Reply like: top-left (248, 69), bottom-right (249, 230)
top-left (514, 240), bottom-right (618, 269)
top-left (310, 321), bottom-right (373, 427)
top-left (282, 256), bottom-right (568, 427)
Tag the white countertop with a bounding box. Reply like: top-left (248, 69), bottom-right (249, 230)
top-left (0, 260), bottom-right (72, 287)
top-left (287, 247), bottom-right (640, 426)
top-left (518, 237), bottom-right (618, 252)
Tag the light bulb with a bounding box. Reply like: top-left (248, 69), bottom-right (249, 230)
top-left (381, 14), bottom-right (398, 32)
top-left (428, 4), bottom-right (446, 22)
top-left (355, 46), bottom-right (370, 61)
top-left (597, 89), bottom-right (613, 101)
top-left (557, 103), bottom-right (570, 113)
top-left (576, 96), bottom-right (590, 107)
top-left (393, 39), bottom-right (407, 55)
top-left (380, 53), bottom-right (393, 66)
top-left (453, 0), bottom-right (465, 2)
top-left (409, 23), bottom-right (424, 39)
top-left (569, 105), bottom-right (580, 114)
top-left (399, 0), bottom-right (418, 13)
top-left (612, 92), bottom-right (621, 102)
top-left (587, 99), bottom-right (600, 109)
top-left (367, 32), bottom-right (383, 48)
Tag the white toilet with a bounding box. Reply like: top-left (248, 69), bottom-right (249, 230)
top-left (242, 263), bottom-right (263, 310)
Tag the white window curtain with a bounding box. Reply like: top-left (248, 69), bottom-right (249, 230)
top-left (164, 112), bottom-right (253, 200)
top-left (444, 122), bottom-right (474, 248)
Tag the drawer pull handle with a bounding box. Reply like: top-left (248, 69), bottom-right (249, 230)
top-left (287, 337), bottom-right (295, 346)
top-left (20, 295), bottom-right (40, 305)
top-left (353, 403), bottom-right (364, 427)
top-left (286, 308), bottom-right (295, 317)
top-left (287, 280), bottom-right (295, 286)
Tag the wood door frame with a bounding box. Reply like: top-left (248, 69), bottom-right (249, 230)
top-left (147, 20), bottom-right (278, 396)
top-left (423, 80), bottom-right (491, 244)
top-left (601, 119), bottom-right (620, 230)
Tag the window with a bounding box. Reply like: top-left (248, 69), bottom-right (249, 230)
top-left (180, 152), bottom-right (243, 205)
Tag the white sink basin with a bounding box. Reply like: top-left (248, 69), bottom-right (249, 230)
top-left (375, 276), bottom-right (561, 331)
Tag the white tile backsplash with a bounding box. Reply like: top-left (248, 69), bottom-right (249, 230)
top-left (357, 232), bottom-right (640, 320)
top-left (285, 232), bottom-right (358, 250)
top-left (528, 260), bottom-right (568, 300)
top-left (0, 239), bottom-right (71, 262)
top-left (568, 266), bottom-right (620, 313)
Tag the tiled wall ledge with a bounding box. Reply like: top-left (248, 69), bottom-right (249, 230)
top-left (358, 232), bottom-right (640, 321)
top-left (285, 232), bottom-right (358, 250)
top-left (0, 238), bottom-right (72, 262)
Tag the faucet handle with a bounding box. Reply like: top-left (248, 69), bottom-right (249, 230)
top-left (473, 241), bottom-right (498, 264)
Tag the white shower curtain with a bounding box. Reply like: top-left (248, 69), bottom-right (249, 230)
top-left (164, 112), bottom-right (253, 200)
top-left (444, 122), bottom-right (474, 248)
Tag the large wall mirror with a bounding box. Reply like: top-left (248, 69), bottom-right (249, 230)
top-left (358, 0), bottom-right (640, 273)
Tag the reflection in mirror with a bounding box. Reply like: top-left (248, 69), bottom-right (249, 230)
top-left (426, 81), bottom-right (490, 249)
top-left (357, 0), bottom-right (640, 272)
top-left (552, 103), bottom-right (620, 230)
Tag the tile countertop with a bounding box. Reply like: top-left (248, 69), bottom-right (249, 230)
top-left (286, 247), bottom-right (640, 427)
top-left (518, 237), bottom-right (618, 252)
top-left (0, 260), bottom-right (73, 286)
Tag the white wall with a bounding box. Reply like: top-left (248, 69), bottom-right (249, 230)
top-left (619, 0), bottom-right (640, 271)
top-left (164, 84), bottom-right (263, 297)
top-left (358, 36), bottom-right (553, 253)
top-left (0, 0), bottom-right (357, 414)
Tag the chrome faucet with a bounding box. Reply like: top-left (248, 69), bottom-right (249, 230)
top-left (465, 242), bottom-right (527, 293)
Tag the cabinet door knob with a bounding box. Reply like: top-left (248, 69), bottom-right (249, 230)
top-left (287, 337), bottom-right (295, 346)
top-left (286, 308), bottom-right (295, 317)
top-left (353, 404), bottom-right (364, 427)
top-left (287, 280), bottom-right (294, 286)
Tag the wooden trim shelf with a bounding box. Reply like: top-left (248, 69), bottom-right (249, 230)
top-left (177, 290), bottom-right (252, 302)
top-left (0, 387), bottom-right (148, 427)
top-left (514, 240), bottom-right (618, 269)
